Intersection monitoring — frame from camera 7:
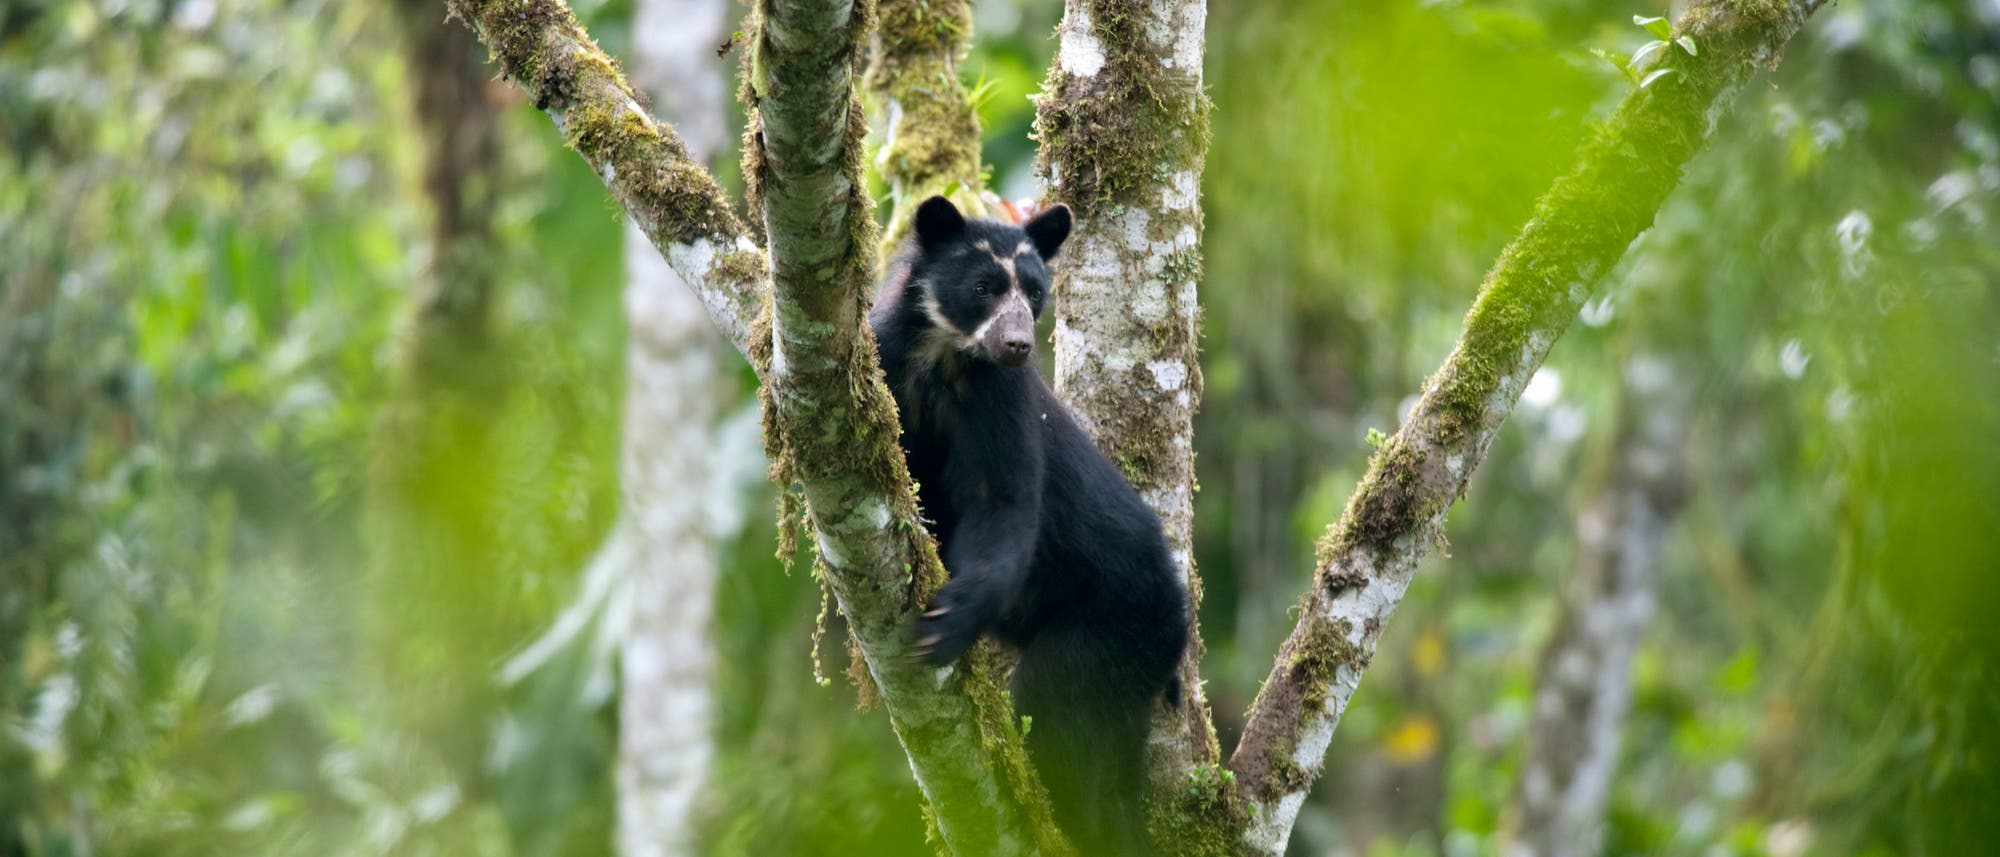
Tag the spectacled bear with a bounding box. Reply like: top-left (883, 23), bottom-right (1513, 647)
top-left (869, 195), bottom-right (1190, 856)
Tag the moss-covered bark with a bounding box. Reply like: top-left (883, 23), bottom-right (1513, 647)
top-left (1226, 1), bottom-right (1828, 853)
top-left (1034, 0), bottom-right (1228, 840)
top-left (865, 0), bottom-right (985, 245)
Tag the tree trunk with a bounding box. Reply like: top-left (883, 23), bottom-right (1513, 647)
top-left (1505, 352), bottom-right (1694, 857)
top-left (1034, 0), bottom-right (1223, 809)
top-left (393, 0), bottom-right (502, 377)
top-left (364, 0), bottom-right (510, 777)
top-left (614, 0), bottom-right (735, 852)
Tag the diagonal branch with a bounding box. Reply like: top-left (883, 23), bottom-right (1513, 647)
top-left (445, 0), bottom-right (764, 354)
top-left (1226, 1), bottom-right (1830, 852)
top-left (1034, 0), bottom-right (1225, 822)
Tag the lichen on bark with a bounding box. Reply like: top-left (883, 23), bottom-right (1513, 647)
top-left (1227, 1), bottom-right (1832, 853)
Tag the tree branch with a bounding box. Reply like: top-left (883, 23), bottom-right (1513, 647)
top-left (1034, 0), bottom-right (1227, 824)
top-left (1227, 1), bottom-right (1828, 852)
top-left (445, 0), bottom-right (764, 354)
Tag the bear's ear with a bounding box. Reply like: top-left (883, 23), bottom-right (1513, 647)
top-left (1023, 203), bottom-right (1072, 260)
top-left (914, 195), bottom-right (967, 250)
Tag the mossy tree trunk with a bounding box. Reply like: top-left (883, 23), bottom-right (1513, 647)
top-left (443, 0), bottom-right (1827, 852)
top-left (865, 0), bottom-right (986, 243)
top-left (613, 0), bottom-right (736, 852)
top-left (1033, 0), bottom-right (1224, 822)
top-left (1227, 1), bottom-right (1828, 852)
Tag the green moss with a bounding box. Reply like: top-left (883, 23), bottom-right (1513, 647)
top-left (1147, 764), bottom-right (1247, 857)
top-left (1031, 1), bottom-right (1212, 219)
top-left (962, 649), bottom-right (1077, 856)
top-left (844, 633), bottom-right (880, 710)
top-left (1316, 439), bottom-right (1440, 563)
top-left (1290, 617), bottom-right (1362, 713)
top-left (866, 0), bottom-right (984, 248)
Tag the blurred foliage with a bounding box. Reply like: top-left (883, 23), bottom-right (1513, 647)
top-left (2, 0), bottom-right (1997, 855)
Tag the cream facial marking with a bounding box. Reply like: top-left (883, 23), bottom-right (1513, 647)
top-left (915, 286), bottom-right (968, 367)
top-left (918, 285), bottom-right (962, 335)
top-left (1016, 240), bottom-right (1035, 256)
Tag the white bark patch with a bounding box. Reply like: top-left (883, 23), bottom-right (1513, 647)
top-left (1244, 791), bottom-right (1307, 855)
top-left (1173, 0), bottom-right (1207, 80)
top-left (1132, 280), bottom-right (1170, 324)
top-left (1147, 359), bottom-right (1188, 391)
top-left (1153, 224), bottom-right (1199, 258)
top-left (1058, 6), bottom-right (1107, 77)
top-left (815, 530), bottom-right (848, 568)
top-left (1120, 208), bottom-right (1153, 251)
top-left (665, 238), bottom-right (718, 286)
top-left (1162, 171), bottom-right (1199, 211)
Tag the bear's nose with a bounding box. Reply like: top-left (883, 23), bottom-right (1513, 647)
top-left (1005, 338), bottom-right (1031, 356)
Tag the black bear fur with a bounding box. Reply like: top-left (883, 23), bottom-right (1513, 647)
top-left (869, 196), bottom-right (1190, 856)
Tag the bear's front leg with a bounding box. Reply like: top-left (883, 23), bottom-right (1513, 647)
top-left (914, 573), bottom-right (1002, 665)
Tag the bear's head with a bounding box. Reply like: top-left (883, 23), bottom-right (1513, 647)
top-left (904, 195), bottom-right (1072, 368)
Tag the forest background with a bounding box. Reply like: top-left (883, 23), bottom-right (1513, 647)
top-left (2, 0), bottom-right (1997, 854)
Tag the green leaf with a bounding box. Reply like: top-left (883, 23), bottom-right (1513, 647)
top-left (1677, 35), bottom-right (1699, 55)
top-left (1633, 14), bottom-right (1672, 40)
top-left (1591, 46), bottom-right (1630, 72)
top-left (1639, 67), bottom-right (1679, 88)
top-left (1630, 39), bottom-right (1668, 69)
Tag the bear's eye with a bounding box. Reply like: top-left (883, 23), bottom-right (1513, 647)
top-left (974, 279), bottom-right (992, 297)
